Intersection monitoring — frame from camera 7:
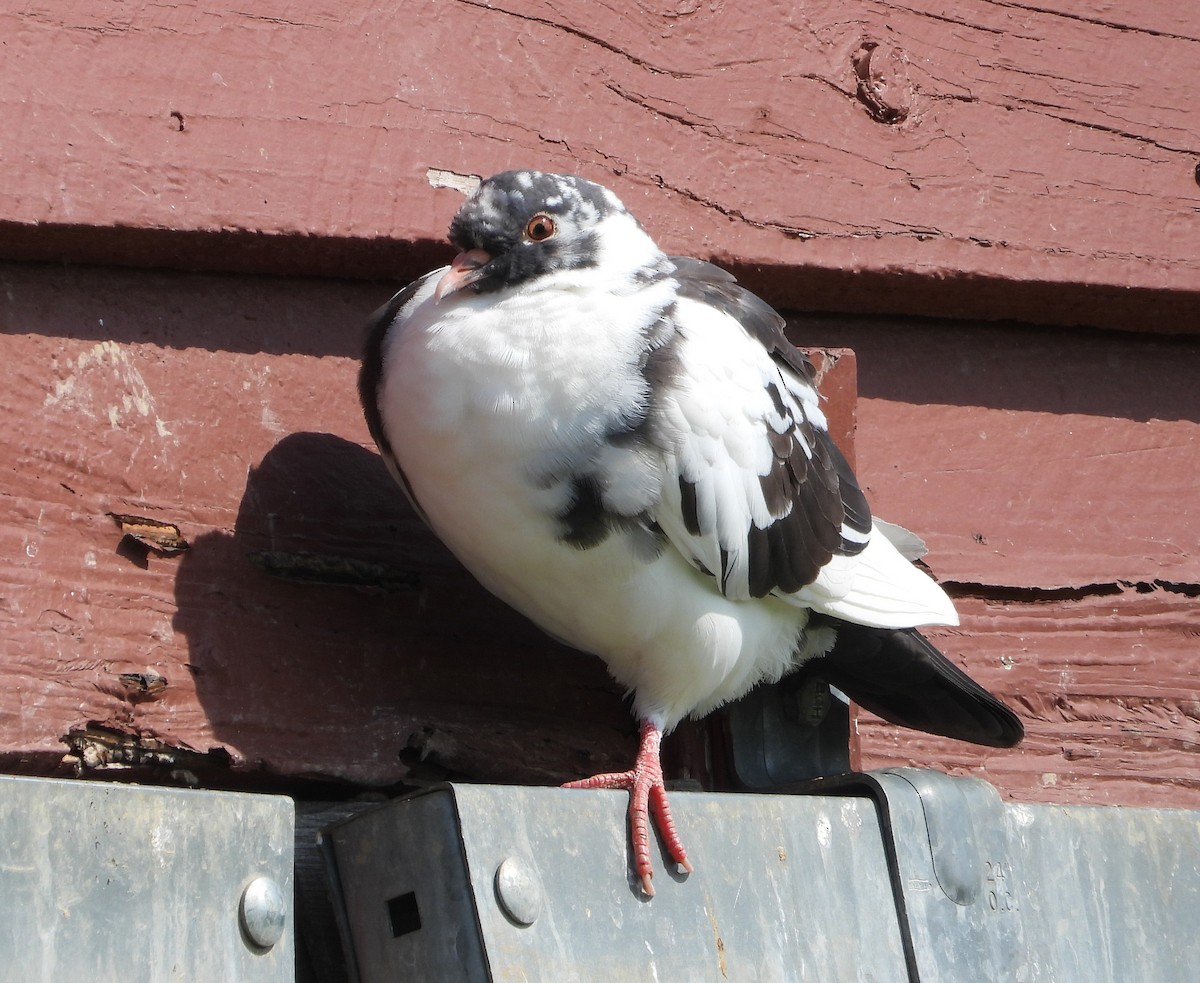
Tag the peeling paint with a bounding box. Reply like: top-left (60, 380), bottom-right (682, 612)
top-left (43, 340), bottom-right (173, 437)
top-left (260, 402), bottom-right (287, 435)
top-left (426, 167), bottom-right (481, 195)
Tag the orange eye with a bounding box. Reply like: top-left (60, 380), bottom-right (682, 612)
top-left (525, 213), bottom-right (556, 242)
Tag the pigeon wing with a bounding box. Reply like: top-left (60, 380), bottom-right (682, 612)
top-left (358, 269), bottom-right (443, 524)
top-left (654, 259), bottom-right (956, 629)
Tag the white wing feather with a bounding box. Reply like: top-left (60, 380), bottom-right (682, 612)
top-left (653, 296), bottom-right (959, 630)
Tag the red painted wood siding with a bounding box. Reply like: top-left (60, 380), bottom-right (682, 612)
top-left (1, 2), bottom-right (1197, 808)
top-left (2, 1), bottom-right (1198, 329)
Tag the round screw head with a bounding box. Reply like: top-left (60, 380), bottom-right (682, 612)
top-left (494, 856), bottom-right (544, 926)
top-left (240, 876), bottom-right (287, 950)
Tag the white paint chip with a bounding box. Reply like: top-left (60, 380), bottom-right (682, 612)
top-left (426, 168), bottom-right (481, 195)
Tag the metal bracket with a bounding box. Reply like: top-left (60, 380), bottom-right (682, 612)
top-left (794, 769), bottom-right (1200, 982)
top-left (724, 668), bottom-right (851, 787)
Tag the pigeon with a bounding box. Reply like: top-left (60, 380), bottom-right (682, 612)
top-left (359, 170), bottom-right (1023, 896)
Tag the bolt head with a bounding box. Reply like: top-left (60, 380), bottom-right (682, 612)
top-left (494, 856), bottom-right (544, 926)
top-left (240, 876), bottom-right (287, 950)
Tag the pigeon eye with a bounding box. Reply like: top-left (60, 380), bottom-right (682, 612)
top-left (525, 213), bottom-right (556, 242)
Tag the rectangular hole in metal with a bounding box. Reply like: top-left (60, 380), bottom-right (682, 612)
top-left (387, 890), bottom-right (422, 938)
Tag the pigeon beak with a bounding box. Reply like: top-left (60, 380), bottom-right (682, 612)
top-left (435, 248), bottom-right (493, 301)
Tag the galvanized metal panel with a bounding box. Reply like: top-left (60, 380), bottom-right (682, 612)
top-left (894, 779), bottom-right (1200, 982)
top-left (324, 784), bottom-right (908, 982)
top-left (805, 769), bottom-right (1200, 983)
top-left (0, 775), bottom-right (294, 982)
top-left (326, 777), bottom-right (1200, 983)
top-left (1000, 802), bottom-right (1200, 982)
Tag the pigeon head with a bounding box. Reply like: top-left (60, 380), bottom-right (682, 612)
top-left (435, 170), bottom-right (667, 300)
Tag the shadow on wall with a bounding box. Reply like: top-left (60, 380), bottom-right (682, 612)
top-left (170, 432), bottom-right (631, 787)
top-left (801, 316), bottom-right (1200, 423)
top-left (0, 262), bottom-right (399, 359)
top-left (169, 433), bottom-right (430, 785)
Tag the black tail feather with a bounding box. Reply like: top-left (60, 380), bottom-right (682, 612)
top-left (806, 619), bottom-right (1024, 749)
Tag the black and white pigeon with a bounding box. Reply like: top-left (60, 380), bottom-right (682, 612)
top-left (359, 170), bottom-right (1023, 896)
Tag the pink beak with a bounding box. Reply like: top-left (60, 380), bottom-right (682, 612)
top-left (435, 248), bottom-right (493, 301)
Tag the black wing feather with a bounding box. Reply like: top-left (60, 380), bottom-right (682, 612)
top-left (358, 276), bottom-right (435, 523)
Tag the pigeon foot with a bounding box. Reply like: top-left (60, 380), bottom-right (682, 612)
top-left (563, 719), bottom-right (693, 897)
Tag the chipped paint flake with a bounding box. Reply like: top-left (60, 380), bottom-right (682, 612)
top-left (426, 167), bottom-right (482, 195)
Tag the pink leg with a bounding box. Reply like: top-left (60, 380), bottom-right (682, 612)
top-left (563, 719), bottom-right (694, 896)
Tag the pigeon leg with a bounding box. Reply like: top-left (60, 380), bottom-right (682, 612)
top-left (563, 719), bottom-right (694, 896)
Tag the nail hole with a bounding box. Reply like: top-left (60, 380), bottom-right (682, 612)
top-left (387, 891), bottom-right (421, 938)
top-left (169, 110), bottom-right (185, 132)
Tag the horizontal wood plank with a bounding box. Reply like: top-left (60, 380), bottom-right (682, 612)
top-left (3, 261), bottom-right (1197, 810)
top-left (857, 591), bottom-right (1200, 809)
top-left (807, 315), bottom-right (1200, 591)
top-left (2, 1), bottom-right (1199, 329)
top-left (810, 313), bottom-right (1200, 807)
top-left (0, 261), bottom-right (856, 786)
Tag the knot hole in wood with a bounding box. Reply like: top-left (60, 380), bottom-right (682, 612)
top-left (853, 40), bottom-right (914, 125)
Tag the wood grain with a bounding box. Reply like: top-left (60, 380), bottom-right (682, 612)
top-left (3, 261), bottom-right (1197, 810)
top-left (0, 261), bottom-right (856, 788)
top-left (808, 314), bottom-right (1200, 807)
top-left (2, 1), bottom-right (1198, 329)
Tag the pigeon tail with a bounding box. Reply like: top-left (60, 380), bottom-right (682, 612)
top-left (799, 527), bottom-right (960, 630)
top-left (807, 618), bottom-right (1024, 749)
